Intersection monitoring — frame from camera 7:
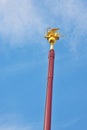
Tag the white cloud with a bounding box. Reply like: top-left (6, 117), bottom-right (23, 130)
top-left (0, 0), bottom-right (46, 45)
top-left (0, 0), bottom-right (87, 54)
top-left (45, 0), bottom-right (87, 29)
top-left (44, 0), bottom-right (87, 53)
top-left (0, 60), bottom-right (45, 74)
top-left (0, 125), bottom-right (32, 130)
top-left (0, 114), bottom-right (41, 130)
top-left (62, 118), bottom-right (80, 128)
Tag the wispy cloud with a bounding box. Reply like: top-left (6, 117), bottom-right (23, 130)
top-left (61, 118), bottom-right (80, 128)
top-left (45, 0), bottom-right (87, 31)
top-left (0, 114), bottom-right (41, 130)
top-left (0, 0), bottom-right (46, 45)
top-left (0, 58), bottom-right (46, 76)
top-left (0, 125), bottom-right (32, 130)
top-left (45, 0), bottom-right (87, 52)
top-left (0, 0), bottom-right (87, 54)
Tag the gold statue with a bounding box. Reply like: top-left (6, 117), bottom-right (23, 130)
top-left (45, 28), bottom-right (61, 49)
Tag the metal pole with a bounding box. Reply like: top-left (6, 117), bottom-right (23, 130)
top-left (44, 49), bottom-right (55, 130)
top-left (44, 28), bottom-right (60, 130)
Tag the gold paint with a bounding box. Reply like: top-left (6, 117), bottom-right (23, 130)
top-left (45, 28), bottom-right (60, 49)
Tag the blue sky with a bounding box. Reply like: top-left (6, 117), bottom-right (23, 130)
top-left (0, 0), bottom-right (87, 130)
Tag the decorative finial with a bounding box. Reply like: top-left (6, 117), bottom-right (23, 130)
top-left (45, 28), bottom-right (61, 49)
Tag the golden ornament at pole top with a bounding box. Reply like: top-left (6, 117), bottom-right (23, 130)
top-left (45, 28), bottom-right (61, 49)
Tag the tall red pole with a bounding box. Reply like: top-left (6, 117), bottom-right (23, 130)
top-left (44, 28), bottom-right (60, 130)
top-left (44, 49), bottom-right (55, 130)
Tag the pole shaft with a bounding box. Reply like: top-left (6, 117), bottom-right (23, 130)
top-left (44, 49), bottom-right (55, 130)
